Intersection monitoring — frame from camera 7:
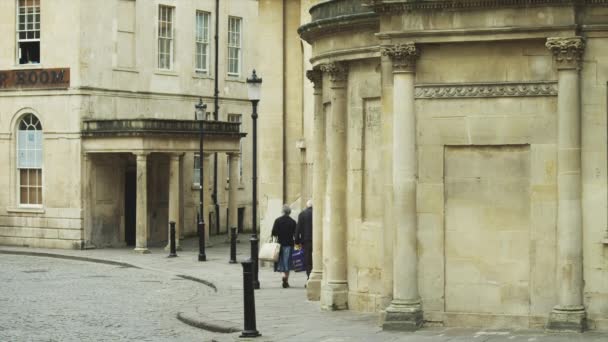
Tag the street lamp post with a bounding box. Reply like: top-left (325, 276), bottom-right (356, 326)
top-left (196, 98), bottom-right (208, 262)
top-left (247, 70), bottom-right (262, 289)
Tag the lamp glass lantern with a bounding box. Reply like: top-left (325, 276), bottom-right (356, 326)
top-left (246, 70), bottom-right (262, 101)
top-left (195, 98), bottom-right (206, 120)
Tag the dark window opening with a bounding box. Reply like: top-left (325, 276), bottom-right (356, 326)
top-left (19, 41), bottom-right (40, 64)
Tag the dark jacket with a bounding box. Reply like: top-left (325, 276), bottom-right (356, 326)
top-left (271, 214), bottom-right (296, 247)
top-left (295, 207), bottom-right (313, 244)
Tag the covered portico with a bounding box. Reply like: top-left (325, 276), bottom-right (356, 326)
top-left (81, 119), bottom-right (244, 253)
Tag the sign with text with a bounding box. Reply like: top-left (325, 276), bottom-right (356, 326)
top-left (0, 68), bottom-right (70, 90)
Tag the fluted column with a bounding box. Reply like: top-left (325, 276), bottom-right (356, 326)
top-left (134, 152), bottom-right (150, 254)
top-left (320, 62), bottom-right (348, 310)
top-left (228, 153), bottom-right (239, 231)
top-left (545, 37), bottom-right (586, 332)
top-left (306, 68), bottom-right (324, 301)
top-left (381, 43), bottom-right (422, 331)
top-left (166, 153), bottom-right (182, 250)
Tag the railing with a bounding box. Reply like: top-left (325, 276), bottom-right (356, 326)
top-left (81, 119), bottom-right (242, 137)
top-left (309, 0), bottom-right (373, 22)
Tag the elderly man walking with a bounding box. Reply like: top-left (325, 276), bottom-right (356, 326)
top-left (295, 200), bottom-right (313, 280)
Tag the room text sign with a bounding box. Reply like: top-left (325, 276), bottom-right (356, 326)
top-left (0, 68), bottom-right (70, 90)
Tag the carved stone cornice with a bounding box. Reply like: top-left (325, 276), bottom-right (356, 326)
top-left (546, 37), bottom-right (585, 70)
top-left (415, 81), bottom-right (558, 99)
top-left (320, 62), bottom-right (349, 84)
top-left (364, 0), bottom-right (608, 12)
top-left (306, 69), bottom-right (323, 89)
top-left (381, 43), bottom-right (420, 72)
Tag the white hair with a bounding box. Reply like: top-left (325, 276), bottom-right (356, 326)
top-left (306, 199), bottom-right (312, 208)
top-left (282, 205), bottom-right (291, 215)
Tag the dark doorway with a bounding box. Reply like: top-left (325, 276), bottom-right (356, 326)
top-left (238, 207), bottom-right (245, 233)
top-left (124, 170), bottom-right (136, 246)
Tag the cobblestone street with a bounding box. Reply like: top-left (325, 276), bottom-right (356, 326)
top-left (0, 254), bottom-right (211, 341)
top-left (2, 238), bottom-right (608, 342)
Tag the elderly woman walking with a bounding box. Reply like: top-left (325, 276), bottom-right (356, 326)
top-left (271, 205), bottom-right (296, 288)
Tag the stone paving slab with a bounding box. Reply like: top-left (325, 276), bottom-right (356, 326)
top-left (2, 236), bottom-right (608, 341)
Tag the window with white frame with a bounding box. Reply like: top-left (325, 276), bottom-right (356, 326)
top-left (17, 114), bottom-right (43, 206)
top-left (193, 153), bottom-right (201, 186)
top-left (227, 16), bottom-right (242, 76)
top-left (158, 5), bottom-right (174, 70)
top-left (195, 11), bottom-right (210, 73)
top-left (17, 0), bottom-right (41, 64)
top-left (227, 114), bottom-right (242, 182)
top-left (193, 153), bottom-right (213, 187)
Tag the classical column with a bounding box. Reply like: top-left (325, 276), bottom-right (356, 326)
top-left (228, 153), bottom-right (239, 232)
top-left (134, 152), bottom-right (150, 253)
top-left (201, 153), bottom-right (212, 246)
top-left (83, 153), bottom-right (96, 249)
top-left (545, 36), bottom-right (586, 332)
top-left (319, 62), bottom-right (348, 310)
top-left (381, 43), bottom-right (422, 330)
top-left (166, 153), bottom-right (182, 250)
top-left (306, 68), bottom-right (324, 301)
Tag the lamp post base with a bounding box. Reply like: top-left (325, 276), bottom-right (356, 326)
top-left (239, 330), bottom-right (261, 338)
top-left (198, 254), bottom-right (207, 262)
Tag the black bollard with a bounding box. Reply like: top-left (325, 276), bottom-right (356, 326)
top-left (168, 221), bottom-right (177, 258)
top-left (230, 227), bottom-right (237, 264)
top-left (240, 260), bottom-right (261, 338)
top-left (250, 236), bottom-right (260, 289)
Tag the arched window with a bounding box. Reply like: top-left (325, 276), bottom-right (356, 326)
top-left (17, 114), bottom-right (43, 206)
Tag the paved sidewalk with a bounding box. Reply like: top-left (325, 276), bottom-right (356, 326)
top-left (2, 236), bottom-right (608, 341)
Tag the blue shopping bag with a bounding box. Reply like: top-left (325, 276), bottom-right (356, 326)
top-left (291, 248), bottom-right (305, 272)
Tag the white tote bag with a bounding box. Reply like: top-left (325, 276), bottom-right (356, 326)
top-left (259, 238), bottom-right (281, 262)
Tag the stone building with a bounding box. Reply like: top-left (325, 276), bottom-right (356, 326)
top-left (258, 0), bottom-right (608, 333)
top-left (0, 0), bottom-right (259, 250)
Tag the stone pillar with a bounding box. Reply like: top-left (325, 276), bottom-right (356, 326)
top-left (83, 153), bottom-right (96, 249)
top-left (319, 62), bottom-right (348, 310)
top-left (381, 43), bottom-right (422, 330)
top-left (306, 68), bottom-right (324, 300)
top-left (380, 42), bottom-right (395, 305)
top-left (228, 153), bottom-right (239, 231)
top-left (201, 153), bottom-right (212, 245)
top-left (166, 153), bottom-right (182, 250)
top-left (545, 36), bottom-right (586, 332)
top-left (134, 152), bottom-right (150, 254)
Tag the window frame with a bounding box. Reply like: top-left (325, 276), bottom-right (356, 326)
top-left (195, 10), bottom-right (211, 74)
top-left (157, 4), bottom-right (175, 71)
top-left (227, 16), bottom-right (242, 77)
top-left (16, 114), bottom-right (43, 207)
top-left (16, 0), bottom-right (41, 65)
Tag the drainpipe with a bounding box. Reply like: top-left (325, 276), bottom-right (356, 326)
top-left (213, 0), bottom-right (221, 234)
top-left (282, 0), bottom-right (287, 204)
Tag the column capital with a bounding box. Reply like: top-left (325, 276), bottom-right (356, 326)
top-left (320, 62), bottom-right (348, 85)
top-left (381, 43), bottom-right (420, 73)
top-left (226, 152), bottom-right (241, 158)
top-left (546, 37), bottom-right (585, 70)
top-left (169, 152), bottom-right (184, 160)
top-left (134, 152), bottom-right (149, 161)
top-left (306, 68), bottom-right (323, 90)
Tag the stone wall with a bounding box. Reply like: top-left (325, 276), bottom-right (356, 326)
top-left (300, 0), bottom-right (608, 331)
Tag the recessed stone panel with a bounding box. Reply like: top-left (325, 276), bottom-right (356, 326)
top-left (445, 145), bottom-right (531, 315)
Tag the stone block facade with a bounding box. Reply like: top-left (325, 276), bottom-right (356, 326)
top-left (286, 0), bottom-right (608, 332)
top-left (0, 0), bottom-right (257, 251)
